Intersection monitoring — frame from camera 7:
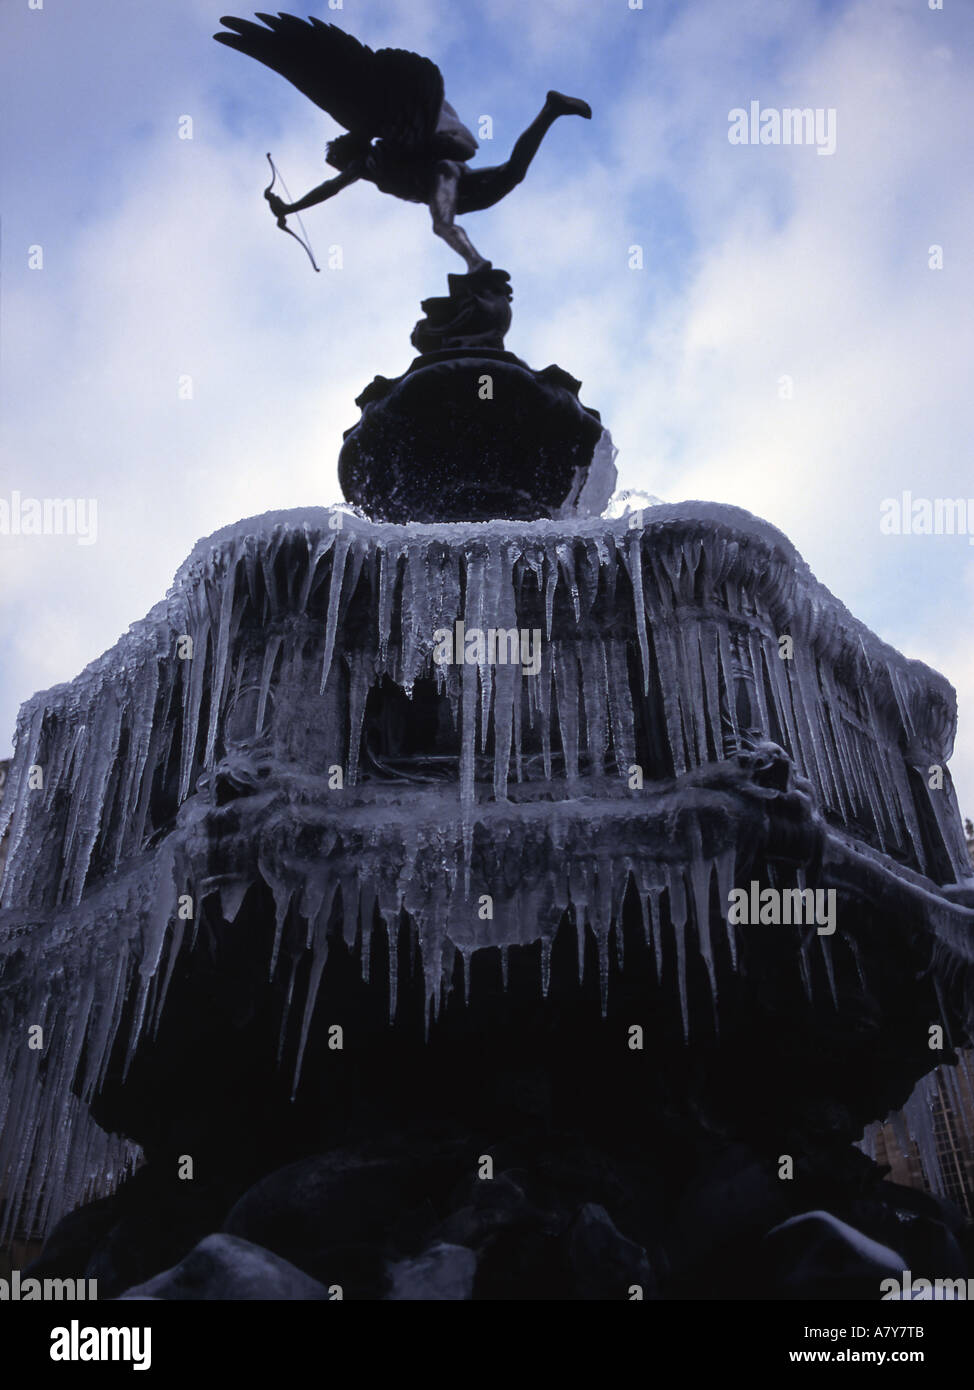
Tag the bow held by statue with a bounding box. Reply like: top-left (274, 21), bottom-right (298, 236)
top-left (263, 153), bottom-right (320, 272)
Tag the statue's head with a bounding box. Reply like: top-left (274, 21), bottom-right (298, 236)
top-left (326, 133), bottom-right (371, 171)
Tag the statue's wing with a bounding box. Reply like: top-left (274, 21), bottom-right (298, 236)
top-left (370, 47), bottom-right (445, 149)
top-left (214, 14), bottom-right (444, 148)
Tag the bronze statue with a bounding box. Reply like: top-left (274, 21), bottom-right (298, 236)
top-left (214, 13), bottom-right (591, 272)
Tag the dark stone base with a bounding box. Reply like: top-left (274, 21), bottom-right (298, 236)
top-left (338, 349), bottom-right (615, 524)
top-left (29, 1107), bottom-right (971, 1300)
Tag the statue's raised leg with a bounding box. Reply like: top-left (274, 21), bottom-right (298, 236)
top-left (457, 91), bottom-right (592, 215)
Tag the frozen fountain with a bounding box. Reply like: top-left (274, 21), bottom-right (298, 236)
top-left (1, 264), bottom-right (973, 1299)
top-left (1, 9), bottom-right (972, 1297)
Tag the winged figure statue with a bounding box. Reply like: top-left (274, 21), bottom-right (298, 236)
top-left (214, 13), bottom-right (591, 271)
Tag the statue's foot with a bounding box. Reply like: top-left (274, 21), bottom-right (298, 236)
top-left (546, 90), bottom-right (592, 119)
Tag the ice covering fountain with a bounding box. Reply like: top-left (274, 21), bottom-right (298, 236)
top-left (1, 14), bottom-right (973, 1300)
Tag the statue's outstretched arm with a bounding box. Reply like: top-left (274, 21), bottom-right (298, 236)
top-left (269, 167), bottom-right (360, 218)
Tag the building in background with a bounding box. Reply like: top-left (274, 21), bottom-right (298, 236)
top-left (873, 1053), bottom-right (974, 1219)
top-left (871, 820), bottom-right (974, 1218)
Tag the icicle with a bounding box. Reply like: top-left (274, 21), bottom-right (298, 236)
top-left (573, 909), bottom-right (586, 985)
top-left (260, 860), bottom-right (294, 979)
top-left (422, 933), bottom-right (445, 1039)
top-left (764, 634), bottom-right (800, 763)
top-left (204, 573), bottom-right (237, 768)
top-left (544, 556), bottom-right (558, 640)
top-left (512, 667), bottom-right (523, 782)
top-left (256, 634), bottom-right (282, 735)
top-left (660, 535), bottom-right (686, 598)
top-left (376, 543), bottom-right (396, 666)
top-left (114, 666), bottom-right (160, 868)
top-left (151, 916), bottom-right (185, 1040)
top-left (358, 878), bottom-right (376, 968)
top-left (696, 621), bottom-right (723, 761)
top-left (122, 841), bottom-right (177, 1081)
top-left (595, 854), bottom-right (614, 944)
top-left (402, 543), bottom-right (433, 690)
top-left (715, 849), bottom-right (737, 970)
top-left (579, 643), bottom-right (608, 776)
top-left (851, 737), bottom-right (888, 852)
top-left (291, 936), bottom-right (328, 1099)
top-left (538, 642), bottom-right (554, 783)
top-left (556, 541), bottom-right (581, 623)
top-left (808, 660), bottom-right (849, 820)
top-left (319, 531), bottom-right (352, 695)
top-left (458, 945), bottom-right (471, 1006)
top-left (90, 946), bottom-right (131, 1097)
top-left (492, 661), bottom-right (515, 802)
top-left (179, 622), bottom-right (208, 802)
top-left (540, 937), bottom-right (552, 997)
top-left (553, 643), bottom-right (580, 785)
top-left (346, 653), bottom-right (370, 786)
top-left (337, 873), bottom-right (359, 958)
top-left (666, 868), bottom-right (690, 1041)
top-left (679, 622), bottom-right (708, 766)
top-left (886, 661), bottom-right (915, 739)
top-left (219, 878), bottom-right (249, 923)
top-left (647, 886), bottom-right (663, 980)
top-left (651, 618), bottom-right (688, 776)
top-left (388, 918), bottom-right (400, 1024)
top-left (459, 549), bottom-right (486, 815)
top-left (277, 955), bottom-right (301, 1065)
top-left (624, 529), bottom-right (651, 696)
top-left (606, 641), bottom-right (636, 777)
top-left (784, 646), bottom-right (823, 794)
top-left (636, 889), bottom-right (651, 950)
top-left (0, 704), bottom-right (43, 868)
top-left (69, 698), bottom-right (125, 905)
top-left (689, 850), bottom-right (717, 1023)
top-left (818, 931), bottom-right (838, 1009)
top-left (596, 927), bottom-right (610, 1017)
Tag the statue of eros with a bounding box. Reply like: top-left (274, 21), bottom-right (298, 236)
top-left (215, 13), bottom-right (592, 272)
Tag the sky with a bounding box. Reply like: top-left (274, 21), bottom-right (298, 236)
top-left (1, 0), bottom-right (973, 823)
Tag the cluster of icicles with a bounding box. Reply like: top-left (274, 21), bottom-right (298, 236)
top-left (0, 504), bottom-right (964, 915)
top-left (0, 503), bottom-right (970, 1240)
